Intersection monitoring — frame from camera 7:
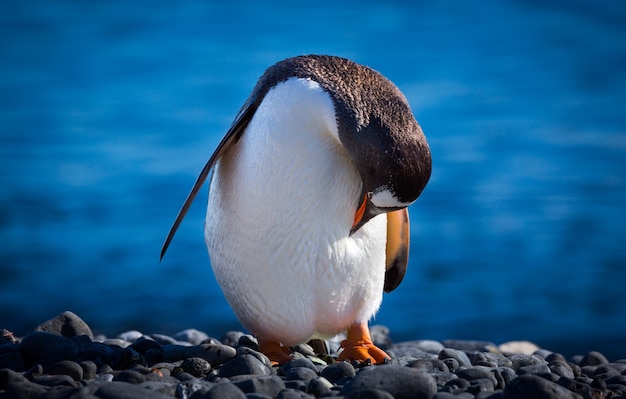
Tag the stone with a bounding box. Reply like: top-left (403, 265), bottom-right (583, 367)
top-left (204, 381), bottom-right (247, 399)
top-left (113, 370), bottom-right (147, 384)
top-left (276, 388), bottom-right (315, 398)
top-left (117, 330), bottom-right (143, 343)
top-left (503, 374), bottom-right (583, 399)
top-left (138, 380), bottom-right (178, 396)
top-left (77, 341), bottom-right (120, 365)
top-left (306, 376), bottom-right (333, 397)
top-left (236, 346), bottom-right (273, 368)
top-left (456, 366), bottom-right (498, 386)
top-left (443, 340), bottom-right (497, 352)
top-left (174, 328), bottom-right (209, 345)
top-left (0, 367), bottom-right (28, 388)
top-left (79, 360), bottom-right (97, 380)
top-left (232, 375), bottom-right (286, 397)
top-left (95, 381), bottom-right (174, 399)
top-left (320, 361), bottom-right (356, 383)
top-left (579, 351), bottom-right (609, 366)
top-left (3, 380), bottom-right (48, 399)
top-left (340, 364), bottom-right (437, 399)
top-left (408, 358), bottom-right (449, 372)
top-left (20, 332), bottom-right (79, 363)
top-left (180, 356), bottom-right (211, 377)
top-left (472, 352), bottom-right (513, 368)
top-left (279, 357), bottom-right (319, 374)
top-left (221, 331), bottom-right (245, 347)
top-left (517, 363), bottom-right (551, 375)
top-left (0, 343), bottom-right (24, 370)
top-left (439, 348), bottom-right (472, 367)
top-left (345, 388), bottom-right (396, 398)
top-left (32, 374), bottom-right (78, 388)
top-left (218, 353), bottom-right (273, 377)
top-left (184, 343), bottom-right (237, 366)
top-left (48, 360), bottom-right (84, 381)
top-left (498, 341), bottom-right (540, 355)
top-left (285, 366), bottom-right (318, 382)
top-left (130, 336), bottom-right (162, 354)
top-left (35, 311), bottom-right (93, 339)
top-left (506, 354), bottom-right (545, 371)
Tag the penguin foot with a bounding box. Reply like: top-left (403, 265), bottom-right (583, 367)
top-left (258, 339), bottom-right (292, 366)
top-left (337, 323), bottom-right (391, 365)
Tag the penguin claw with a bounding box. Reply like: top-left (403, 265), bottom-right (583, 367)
top-left (258, 339), bottom-right (293, 366)
top-left (336, 323), bottom-right (391, 365)
top-left (337, 340), bottom-right (391, 365)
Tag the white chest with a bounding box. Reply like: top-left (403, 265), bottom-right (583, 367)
top-left (204, 78), bottom-right (387, 343)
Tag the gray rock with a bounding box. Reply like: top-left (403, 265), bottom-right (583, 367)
top-left (176, 378), bottom-right (215, 397)
top-left (232, 375), bottom-right (286, 397)
top-left (442, 340), bottom-right (496, 352)
top-left (472, 352), bottom-right (513, 368)
top-left (3, 380), bottom-right (48, 399)
top-left (35, 311), bottom-right (93, 339)
top-left (429, 371), bottom-right (458, 386)
top-left (184, 343), bottom-right (237, 366)
top-left (138, 380), bottom-right (178, 396)
top-left (219, 353), bottom-right (273, 377)
top-left (517, 363), bottom-right (551, 375)
top-left (180, 356), bottom-right (211, 377)
top-left (20, 332), bottom-right (79, 363)
top-left (173, 328), bottom-right (209, 345)
top-left (408, 358), bottom-right (449, 372)
top-left (32, 374), bottom-right (79, 388)
top-left (162, 344), bottom-right (188, 361)
top-left (112, 370), bottom-right (146, 384)
top-left (456, 366), bottom-right (498, 387)
top-left (276, 388), bottom-right (315, 398)
top-left (117, 330), bottom-right (143, 343)
top-left (345, 388), bottom-right (396, 398)
top-left (280, 357), bottom-right (319, 374)
top-left (306, 376), bottom-right (333, 397)
top-left (340, 364), bottom-right (437, 399)
top-left (95, 381), bottom-right (174, 399)
top-left (204, 381), bottom-right (247, 399)
top-left (236, 346), bottom-right (273, 368)
top-left (48, 360), bottom-right (83, 381)
top-left (285, 366), bottom-right (318, 382)
top-left (320, 361), bottom-right (356, 383)
top-left (0, 367), bottom-right (29, 387)
top-left (439, 348), bottom-right (472, 367)
top-left (150, 334), bottom-right (179, 346)
top-left (0, 344), bottom-right (24, 371)
top-left (80, 360), bottom-right (97, 380)
top-left (506, 354), bottom-right (545, 371)
top-left (221, 331), bottom-right (245, 347)
top-left (503, 374), bottom-right (583, 399)
top-left (580, 351), bottom-right (609, 366)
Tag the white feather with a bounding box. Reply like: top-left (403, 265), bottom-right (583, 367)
top-left (204, 77), bottom-right (387, 345)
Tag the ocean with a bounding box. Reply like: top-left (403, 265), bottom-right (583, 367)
top-left (1, 0), bottom-right (625, 360)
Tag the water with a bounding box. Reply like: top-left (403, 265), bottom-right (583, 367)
top-left (1, 0), bottom-right (625, 360)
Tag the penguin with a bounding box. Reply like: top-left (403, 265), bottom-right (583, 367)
top-left (161, 55), bottom-right (431, 365)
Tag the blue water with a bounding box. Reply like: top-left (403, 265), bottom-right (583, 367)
top-left (1, 1), bottom-right (625, 360)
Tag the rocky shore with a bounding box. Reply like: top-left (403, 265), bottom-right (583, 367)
top-left (1, 311), bottom-right (625, 399)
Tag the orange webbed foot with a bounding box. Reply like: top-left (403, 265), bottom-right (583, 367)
top-left (336, 323), bottom-right (391, 365)
top-left (258, 339), bottom-right (293, 366)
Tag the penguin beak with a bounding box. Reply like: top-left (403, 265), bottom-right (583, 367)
top-left (350, 193), bottom-right (378, 235)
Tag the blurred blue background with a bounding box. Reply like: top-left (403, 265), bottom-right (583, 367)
top-left (1, 1), bottom-right (625, 360)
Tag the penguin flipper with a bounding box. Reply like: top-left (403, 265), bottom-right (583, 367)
top-left (160, 97), bottom-right (259, 260)
top-left (383, 208), bottom-right (410, 293)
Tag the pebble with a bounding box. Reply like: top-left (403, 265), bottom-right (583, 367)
top-left (1, 310), bottom-right (625, 399)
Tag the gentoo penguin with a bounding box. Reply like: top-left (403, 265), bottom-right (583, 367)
top-left (161, 55), bottom-right (431, 365)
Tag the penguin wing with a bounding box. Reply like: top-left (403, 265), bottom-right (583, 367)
top-left (160, 98), bottom-right (258, 260)
top-left (383, 208), bottom-right (410, 292)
